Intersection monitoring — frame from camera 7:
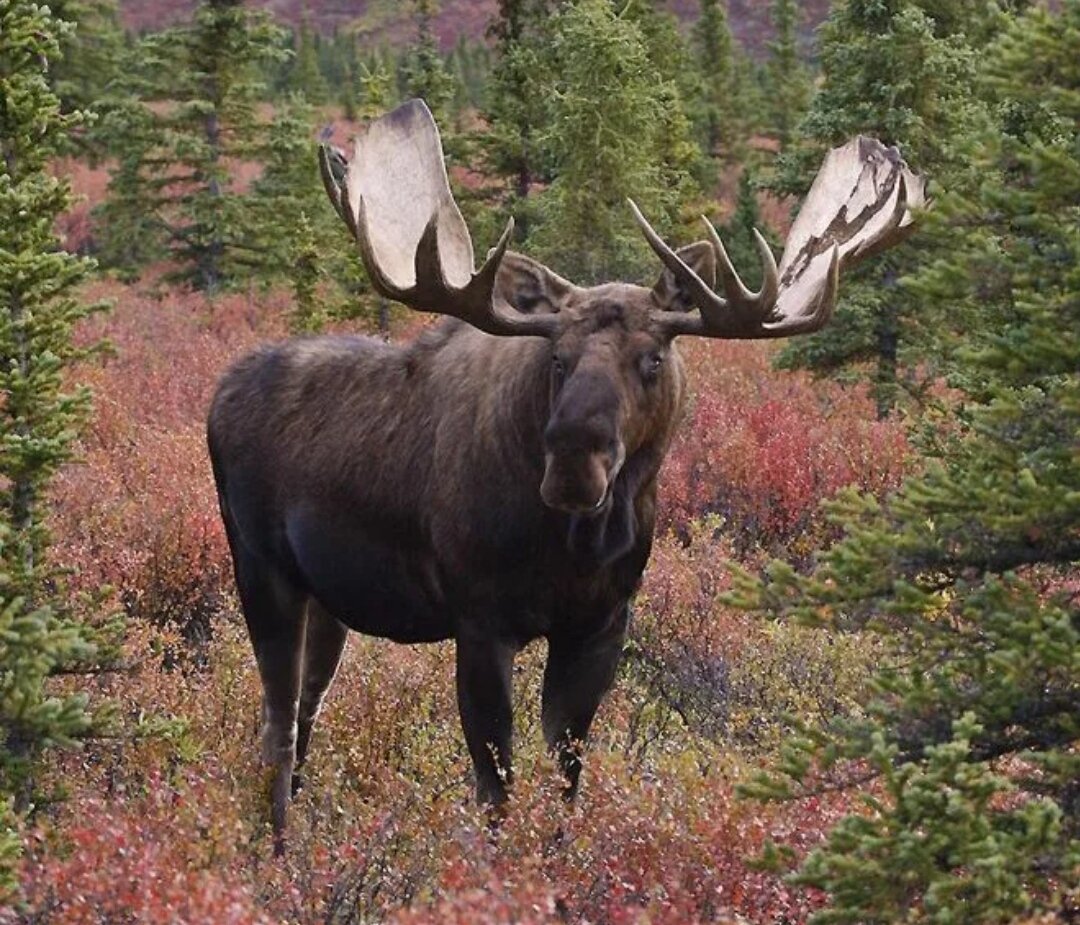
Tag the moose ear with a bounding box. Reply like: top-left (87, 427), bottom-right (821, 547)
top-left (494, 252), bottom-right (575, 315)
top-left (650, 241), bottom-right (716, 313)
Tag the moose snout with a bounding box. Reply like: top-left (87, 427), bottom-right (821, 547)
top-left (541, 368), bottom-right (625, 513)
top-left (540, 451), bottom-right (612, 513)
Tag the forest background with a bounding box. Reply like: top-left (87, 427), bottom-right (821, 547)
top-left (0, 0), bottom-right (1076, 922)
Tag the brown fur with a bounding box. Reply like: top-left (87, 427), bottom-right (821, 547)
top-left (207, 249), bottom-right (713, 853)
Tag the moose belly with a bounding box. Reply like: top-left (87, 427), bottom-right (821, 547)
top-left (285, 507), bottom-right (451, 643)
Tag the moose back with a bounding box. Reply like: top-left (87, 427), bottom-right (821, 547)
top-left (207, 100), bottom-right (923, 853)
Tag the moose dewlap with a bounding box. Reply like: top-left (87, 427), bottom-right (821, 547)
top-left (207, 99), bottom-right (924, 854)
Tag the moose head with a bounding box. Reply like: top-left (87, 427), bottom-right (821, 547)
top-left (320, 100), bottom-right (923, 532)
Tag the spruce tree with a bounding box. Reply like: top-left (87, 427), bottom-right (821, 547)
top-left (480, 0), bottom-right (554, 241)
top-left (48, 0), bottom-right (125, 149)
top-left (690, 0), bottom-right (740, 160)
top-left (246, 95), bottom-right (328, 277)
top-left (101, 0), bottom-right (287, 291)
top-left (91, 96), bottom-right (167, 276)
top-left (529, 0), bottom-right (696, 283)
top-left (772, 0), bottom-right (993, 416)
top-left (623, 0), bottom-right (710, 190)
top-left (0, 0), bottom-right (115, 894)
top-left (718, 168), bottom-right (780, 292)
top-left (288, 213), bottom-right (324, 335)
top-left (401, 0), bottom-right (458, 128)
top-left (735, 6), bottom-right (1080, 921)
top-left (290, 13), bottom-right (330, 105)
top-left (765, 0), bottom-right (811, 148)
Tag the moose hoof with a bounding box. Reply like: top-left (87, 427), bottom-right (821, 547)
top-left (291, 772), bottom-right (305, 797)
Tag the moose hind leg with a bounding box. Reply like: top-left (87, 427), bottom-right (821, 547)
top-left (233, 549), bottom-right (307, 856)
top-left (293, 600), bottom-right (349, 794)
top-left (542, 605), bottom-right (629, 798)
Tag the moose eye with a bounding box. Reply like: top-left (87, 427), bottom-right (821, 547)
top-left (639, 352), bottom-right (664, 383)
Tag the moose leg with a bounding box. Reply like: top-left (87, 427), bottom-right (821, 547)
top-left (232, 550), bottom-right (307, 856)
top-left (455, 632), bottom-right (517, 806)
top-left (542, 604), bottom-right (629, 798)
top-left (293, 600), bottom-right (349, 794)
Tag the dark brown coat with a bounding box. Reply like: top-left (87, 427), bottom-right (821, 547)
top-left (207, 262), bottom-right (705, 852)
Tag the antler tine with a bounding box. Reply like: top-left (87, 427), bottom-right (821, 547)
top-left (632, 199), bottom-right (786, 339)
top-left (701, 216), bottom-right (780, 318)
top-left (318, 144), bottom-right (348, 227)
top-left (629, 199), bottom-right (726, 319)
top-left (640, 135), bottom-right (923, 341)
top-left (323, 99), bottom-right (557, 340)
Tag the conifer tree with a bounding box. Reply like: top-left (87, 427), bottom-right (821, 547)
top-left (356, 57), bottom-right (395, 119)
top-left (690, 0), bottom-right (740, 159)
top-left (529, 0), bottom-right (696, 283)
top-left (246, 95), bottom-right (328, 277)
top-left (623, 0), bottom-right (710, 189)
top-left (401, 0), bottom-right (458, 128)
top-left (101, 0), bottom-right (287, 291)
top-left (719, 168), bottom-right (780, 292)
top-left (288, 214), bottom-right (324, 335)
top-left (290, 13), bottom-right (330, 105)
top-left (765, 0), bottom-right (811, 147)
top-left (772, 0), bottom-right (993, 416)
top-left (480, 0), bottom-right (554, 240)
top-left (91, 96), bottom-right (167, 276)
top-left (49, 0), bottom-right (124, 127)
top-left (736, 7), bottom-right (1080, 921)
top-left (0, 0), bottom-right (116, 893)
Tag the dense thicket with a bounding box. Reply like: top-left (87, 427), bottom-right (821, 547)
top-left (737, 5), bottom-right (1080, 921)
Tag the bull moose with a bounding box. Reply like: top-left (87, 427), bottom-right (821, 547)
top-left (207, 99), bottom-right (923, 853)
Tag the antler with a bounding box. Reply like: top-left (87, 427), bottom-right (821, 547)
top-left (320, 99), bottom-right (558, 338)
top-left (632, 137), bottom-right (926, 340)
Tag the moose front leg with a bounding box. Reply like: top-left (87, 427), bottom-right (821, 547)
top-left (542, 604), bottom-right (629, 798)
top-left (455, 631), bottom-right (517, 805)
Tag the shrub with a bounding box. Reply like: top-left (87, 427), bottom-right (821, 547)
top-left (660, 339), bottom-right (909, 557)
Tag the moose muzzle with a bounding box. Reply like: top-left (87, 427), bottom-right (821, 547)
top-left (540, 442), bottom-right (625, 514)
top-left (540, 369), bottom-right (626, 515)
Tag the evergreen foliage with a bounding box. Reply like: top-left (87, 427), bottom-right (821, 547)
top-left (288, 213), bottom-right (324, 335)
top-left (735, 6), bottom-right (1080, 920)
top-left (95, 0), bottom-right (288, 291)
top-left (690, 0), bottom-right (741, 159)
top-left (0, 0), bottom-right (117, 894)
top-left (90, 96), bottom-right (168, 276)
top-left (289, 13), bottom-right (330, 105)
top-left (528, 0), bottom-right (698, 283)
top-left (480, 0), bottom-right (554, 241)
top-left (401, 0), bottom-right (459, 129)
top-left (718, 168), bottom-right (780, 292)
top-left (246, 93), bottom-right (334, 281)
top-left (48, 0), bottom-right (125, 137)
top-left (764, 0), bottom-right (811, 147)
top-left (772, 0), bottom-right (994, 415)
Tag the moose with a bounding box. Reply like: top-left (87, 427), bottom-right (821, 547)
top-left (207, 99), bottom-right (923, 852)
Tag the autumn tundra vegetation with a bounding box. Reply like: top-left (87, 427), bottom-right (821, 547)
top-left (0, 0), bottom-right (1077, 923)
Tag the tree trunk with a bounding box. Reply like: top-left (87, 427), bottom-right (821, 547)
top-left (202, 107), bottom-right (223, 292)
top-left (874, 277), bottom-right (899, 420)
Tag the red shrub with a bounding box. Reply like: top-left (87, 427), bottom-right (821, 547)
top-left (660, 339), bottom-right (909, 553)
top-left (14, 785), bottom-right (271, 925)
top-left (51, 281), bottom-right (288, 658)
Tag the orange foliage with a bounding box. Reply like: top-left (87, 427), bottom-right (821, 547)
top-left (25, 269), bottom-right (910, 922)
